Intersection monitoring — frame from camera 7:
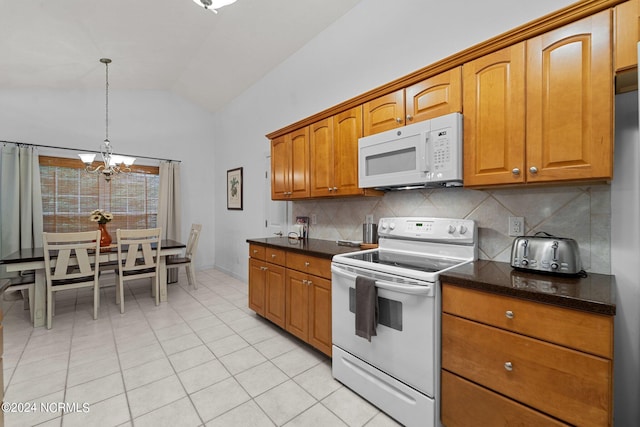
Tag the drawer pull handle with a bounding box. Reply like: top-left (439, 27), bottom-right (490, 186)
top-left (271, 254), bottom-right (276, 258)
top-left (505, 310), bottom-right (514, 319)
top-left (504, 362), bottom-right (513, 371)
top-left (253, 249), bottom-right (258, 253)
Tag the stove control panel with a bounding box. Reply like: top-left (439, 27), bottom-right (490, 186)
top-left (378, 217), bottom-right (476, 243)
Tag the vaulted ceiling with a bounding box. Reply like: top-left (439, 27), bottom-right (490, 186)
top-left (0, 0), bottom-right (362, 112)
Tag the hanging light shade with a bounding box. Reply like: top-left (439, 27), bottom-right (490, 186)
top-left (79, 58), bottom-right (135, 182)
top-left (192, 0), bottom-right (237, 14)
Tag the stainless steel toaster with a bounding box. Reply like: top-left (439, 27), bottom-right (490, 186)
top-left (510, 234), bottom-right (582, 275)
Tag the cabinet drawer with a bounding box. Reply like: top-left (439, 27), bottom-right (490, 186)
top-left (265, 248), bottom-right (286, 266)
top-left (249, 244), bottom-right (265, 260)
top-left (442, 284), bottom-right (613, 358)
top-left (441, 370), bottom-right (568, 427)
top-left (442, 314), bottom-right (612, 427)
top-left (286, 252), bottom-right (331, 279)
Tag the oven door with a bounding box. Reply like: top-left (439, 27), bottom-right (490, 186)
top-left (331, 262), bottom-right (438, 397)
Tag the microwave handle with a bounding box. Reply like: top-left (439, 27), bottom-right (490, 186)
top-left (422, 132), bottom-right (431, 173)
top-left (331, 265), bottom-right (434, 296)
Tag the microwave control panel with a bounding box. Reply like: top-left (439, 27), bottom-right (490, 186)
top-left (431, 127), bottom-right (453, 172)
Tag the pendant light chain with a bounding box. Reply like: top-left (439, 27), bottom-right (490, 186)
top-left (104, 59), bottom-right (109, 143)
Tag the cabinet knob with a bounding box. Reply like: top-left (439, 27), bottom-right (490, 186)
top-left (505, 310), bottom-right (514, 319)
top-left (504, 361), bottom-right (513, 372)
top-left (271, 254), bottom-right (276, 258)
top-left (406, 114), bottom-right (413, 122)
top-left (307, 280), bottom-right (312, 286)
top-left (512, 168), bottom-right (520, 176)
top-left (304, 261), bottom-right (310, 267)
top-left (396, 117), bottom-right (403, 124)
top-left (253, 249), bottom-right (258, 254)
top-left (260, 266), bottom-right (268, 271)
top-left (529, 166), bottom-right (538, 174)
top-left (332, 187), bottom-right (338, 191)
top-left (302, 279), bottom-right (308, 285)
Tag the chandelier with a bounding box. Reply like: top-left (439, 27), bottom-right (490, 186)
top-left (192, 0), bottom-right (237, 14)
top-left (79, 58), bottom-right (135, 182)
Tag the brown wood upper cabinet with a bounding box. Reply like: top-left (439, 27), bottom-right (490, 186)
top-left (464, 10), bottom-right (613, 187)
top-left (310, 106), bottom-right (364, 197)
top-left (363, 67), bottom-right (462, 136)
top-left (615, 0), bottom-right (639, 72)
top-left (271, 127), bottom-right (310, 200)
top-left (526, 10), bottom-right (612, 184)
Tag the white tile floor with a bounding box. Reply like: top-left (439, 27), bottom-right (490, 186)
top-left (1, 269), bottom-right (402, 427)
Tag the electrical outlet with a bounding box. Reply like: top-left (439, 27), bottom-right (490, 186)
top-left (311, 214), bottom-right (317, 225)
top-left (508, 216), bottom-right (525, 236)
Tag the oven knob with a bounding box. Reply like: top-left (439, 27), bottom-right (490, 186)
top-left (448, 225), bottom-right (456, 234)
top-left (389, 222), bottom-right (396, 230)
top-left (459, 225), bottom-right (467, 234)
top-left (380, 222), bottom-right (387, 230)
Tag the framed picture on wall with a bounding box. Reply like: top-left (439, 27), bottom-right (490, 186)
top-left (227, 167), bottom-right (243, 210)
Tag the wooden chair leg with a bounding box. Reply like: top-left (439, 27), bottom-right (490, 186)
top-left (93, 283), bottom-right (99, 320)
top-left (187, 264), bottom-right (197, 289)
top-left (47, 289), bottom-right (53, 330)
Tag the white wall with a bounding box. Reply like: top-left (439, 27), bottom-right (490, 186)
top-left (0, 88), bottom-right (217, 270)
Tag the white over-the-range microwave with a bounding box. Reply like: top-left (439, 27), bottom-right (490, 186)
top-left (358, 112), bottom-right (463, 190)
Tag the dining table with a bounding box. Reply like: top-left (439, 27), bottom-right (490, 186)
top-left (0, 239), bottom-right (186, 327)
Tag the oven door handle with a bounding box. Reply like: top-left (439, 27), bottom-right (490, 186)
top-left (331, 266), bottom-right (434, 296)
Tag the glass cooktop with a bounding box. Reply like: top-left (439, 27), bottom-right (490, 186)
top-left (343, 250), bottom-right (464, 273)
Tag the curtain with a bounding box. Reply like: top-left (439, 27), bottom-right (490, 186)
top-left (0, 144), bottom-right (44, 274)
top-left (157, 161), bottom-right (181, 241)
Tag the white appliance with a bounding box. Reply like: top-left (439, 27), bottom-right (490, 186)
top-left (358, 112), bottom-right (463, 190)
top-left (331, 217), bottom-right (477, 427)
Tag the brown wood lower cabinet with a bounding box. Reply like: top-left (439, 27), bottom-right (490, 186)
top-left (441, 283), bottom-right (614, 427)
top-left (248, 243), bottom-right (332, 357)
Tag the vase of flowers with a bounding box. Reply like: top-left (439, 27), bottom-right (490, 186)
top-left (90, 209), bottom-right (114, 247)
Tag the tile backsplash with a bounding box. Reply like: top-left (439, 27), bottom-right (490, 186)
top-left (292, 184), bottom-right (611, 274)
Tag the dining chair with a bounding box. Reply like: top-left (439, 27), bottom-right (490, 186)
top-left (43, 230), bottom-right (101, 329)
top-left (2, 272), bottom-right (35, 319)
top-left (115, 228), bottom-right (162, 313)
top-left (166, 223), bottom-right (202, 289)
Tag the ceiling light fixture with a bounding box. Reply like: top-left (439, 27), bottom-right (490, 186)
top-left (79, 58), bottom-right (135, 182)
top-left (192, 0), bottom-right (237, 14)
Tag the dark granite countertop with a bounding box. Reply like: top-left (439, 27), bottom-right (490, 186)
top-left (246, 237), bottom-right (363, 260)
top-left (441, 260), bottom-right (616, 316)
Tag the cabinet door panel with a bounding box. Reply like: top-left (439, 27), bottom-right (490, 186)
top-left (463, 42), bottom-right (526, 186)
top-left (290, 127), bottom-right (310, 198)
top-left (333, 106), bottom-right (363, 196)
top-left (248, 259), bottom-right (266, 316)
top-left (310, 118), bottom-right (334, 197)
top-left (442, 314), bottom-right (612, 427)
top-left (271, 136), bottom-right (289, 200)
top-left (363, 90), bottom-right (404, 136)
top-left (405, 67), bottom-right (462, 123)
top-left (526, 10), bottom-right (612, 182)
top-left (285, 269), bottom-right (309, 341)
top-left (615, 0), bottom-right (639, 72)
top-left (308, 276), bottom-right (332, 356)
top-left (265, 264), bottom-right (286, 328)
top-left (441, 371), bottom-right (569, 427)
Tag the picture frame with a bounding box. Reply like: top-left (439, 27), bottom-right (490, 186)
top-left (227, 167), bottom-right (243, 210)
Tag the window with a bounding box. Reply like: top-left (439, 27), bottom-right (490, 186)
top-left (39, 156), bottom-right (160, 233)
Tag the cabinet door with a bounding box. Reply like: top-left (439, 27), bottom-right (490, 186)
top-left (308, 275), bottom-right (332, 356)
top-left (526, 10), bottom-right (613, 183)
top-left (405, 67), bottom-right (462, 124)
top-left (248, 258), bottom-right (266, 316)
top-left (289, 127), bottom-right (310, 198)
top-left (309, 118), bottom-right (334, 197)
top-left (271, 135), bottom-right (289, 200)
top-left (615, 0), bottom-right (639, 73)
top-left (285, 269), bottom-right (309, 341)
top-left (333, 106), bottom-right (363, 196)
top-left (463, 43), bottom-right (526, 186)
top-left (265, 264), bottom-right (286, 328)
top-left (363, 90), bottom-right (404, 136)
